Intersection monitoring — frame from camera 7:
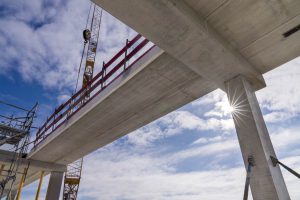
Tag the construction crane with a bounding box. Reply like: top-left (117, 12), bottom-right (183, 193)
top-left (63, 3), bottom-right (102, 200)
top-left (82, 5), bottom-right (102, 98)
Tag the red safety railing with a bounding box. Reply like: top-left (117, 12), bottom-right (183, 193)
top-left (33, 34), bottom-right (155, 148)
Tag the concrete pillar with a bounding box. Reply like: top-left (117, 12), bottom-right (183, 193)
top-left (225, 75), bottom-right (290, 200)
top-left (45, 171), bottom-right (64, 200)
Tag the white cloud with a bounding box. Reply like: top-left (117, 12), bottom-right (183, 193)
top-left (257, 57), bottom-right (300, 117)
top-left (167, 138), bottom-right (239, 164)
top-left (264, 111), bottom-right (294, 123)
top-left (57, 94), bottom-right (70, 104)
top-left (79, 166), bottom-right (248, 200)
top-left (192, 135), bottom-right (223, 145)
top-left (191, 89), bottom-right (224, 106)
top-left (21, 128), bottom-right (300, 200)
top-left (1, 1), bottom-right (83, 84)
top-left (270, 126), bottom-right (300, 150)
top-left (0, 0), bottom-right (136, 93)
top-left (74, 134), bottom-right (299, 200)
top-left (191, 57), bottom-right (300, 124)
top-left (73, 139), bottom-right (244, 200)
top-left (127, 110), bottom-right (234, 146)
top-left (162, 111), bottom-right (234, 132)
top-left (3, 2), bottom-right (299, 200)
top-left (127, 125), bottom-right (165, 146)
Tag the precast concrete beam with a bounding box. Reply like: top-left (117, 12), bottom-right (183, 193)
top-left (225, 75), bottom-right (290, 200)
top-left (93, 0), bottom-right (265, 90)
top-left (0, 150), bottom-right (66, 172)
top-left (0, 150), bottom-right (66, 198)
top-left (29, 47), bottom-right (217, 164)
top-left (45, 171), bottom-right (64, 200)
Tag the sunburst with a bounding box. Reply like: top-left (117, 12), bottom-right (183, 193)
top-left (226, 85), bottom-right (251, 127)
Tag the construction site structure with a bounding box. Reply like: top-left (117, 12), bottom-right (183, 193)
top-left (63, 159), bottom-right (83, 200)
top-left (63, 3), bottom-right (103, 200)
top-left (1, 0), bottom-right (299, 199)
top-left (0, 101), bottom-right (37, 199)
top-left (82, 4), bottom-right (103, 97)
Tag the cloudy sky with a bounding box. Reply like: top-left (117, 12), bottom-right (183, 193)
top-left (0, 0), bottom-right (299, 200)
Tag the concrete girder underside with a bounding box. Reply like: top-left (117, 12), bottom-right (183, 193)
top-left (0, 149), bottom-right (66, 197)
top-left (93, 0), bottom-right (300, 91)
top-left (91, 0), bottom-right (299, 199)
top-left (29, 47), bottom-right (217, 164)
top-left (23, 0), bottom-right (300, 198)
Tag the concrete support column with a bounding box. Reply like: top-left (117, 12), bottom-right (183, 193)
top-left (225, 75), bottom-right (290, 200)
top-left (45, 171), bottom-right (64, 200)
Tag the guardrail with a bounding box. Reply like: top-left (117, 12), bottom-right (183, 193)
top-left (33, 34), bottom-right (155, 148)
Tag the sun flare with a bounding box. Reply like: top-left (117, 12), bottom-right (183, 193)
top-left (227, 105), bottom-right (236, 113)
top-left (220, 100), bottom-right (236, 115)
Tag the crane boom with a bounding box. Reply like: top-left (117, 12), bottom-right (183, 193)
top-left (63, 3), bottom-right (102, 200)
top-left (83, 5), bottom-right (103, 97)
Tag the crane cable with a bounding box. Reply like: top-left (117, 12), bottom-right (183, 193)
top-left (74, 2), bottom-right (93, 94)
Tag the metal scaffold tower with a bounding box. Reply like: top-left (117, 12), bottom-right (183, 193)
top-left (63, 3), bottom-right (102, 200)
top-left (0, 101), bottom-right (37, 199)
top-left (63, 159), bottom-right (83, 200)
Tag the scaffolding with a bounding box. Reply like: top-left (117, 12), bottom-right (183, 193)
top-left (0, 101), bottom-right (37, 198)
top-left (63, 159), bottom-right (83, 200)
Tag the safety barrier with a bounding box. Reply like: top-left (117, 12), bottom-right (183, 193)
top-left (34, 34), bottom-right (154, 148)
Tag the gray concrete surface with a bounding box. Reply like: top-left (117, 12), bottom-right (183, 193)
top-left (92, 0), bottom-right (264, 90)
top-left (0, 149), bottom-right (66, 197)
top-left (87, 1), bottom-right (299, 198)
top-left (45, 171), bottom-right (64, 200)
top-left (29, 46), bottom-right (217, 164)
top-left (225, 76), bottom-right (290, 200)
top-left (22, 0), bottom-right (300, 197)
top-left (93, 0), bottom-right (300, 90)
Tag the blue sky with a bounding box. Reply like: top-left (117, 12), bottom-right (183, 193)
top-left (0, 0), bottom-right (300, 200)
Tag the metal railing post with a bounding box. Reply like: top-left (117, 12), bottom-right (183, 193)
top-left (124, 39), bottom-right (128, 70)
top-left (52, 110), bottom-right (56, 131)
top-left (103, 61), bottom-right (106, 88)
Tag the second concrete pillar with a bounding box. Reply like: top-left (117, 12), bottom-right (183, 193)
top-left (45, 171), bottom-right (64, 200)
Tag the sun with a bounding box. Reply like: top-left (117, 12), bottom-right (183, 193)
top-left (220, 100), bottom-right (236, 116)
top-left (223, 103), bottom-right (236, 115)
top-left (227, 105), bottom-right (236, 113)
